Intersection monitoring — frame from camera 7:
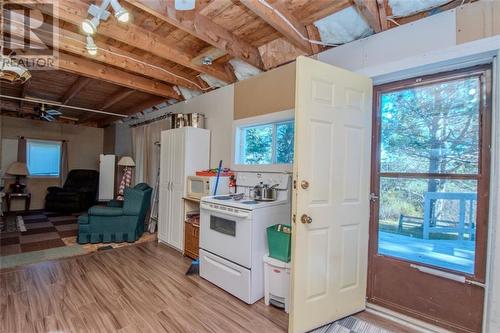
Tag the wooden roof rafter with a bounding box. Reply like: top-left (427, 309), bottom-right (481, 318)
top-left (125, 0), bottom-right (265, 69)
top-left (60, 76), bottom-right (92, 104)
top-left (13, 0), bottom-right (235, 83)
top-left (240, 0), bottom-right (314, 54)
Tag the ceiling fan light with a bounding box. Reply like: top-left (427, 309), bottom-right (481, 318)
top-left (174, 0), bottom-right (195, 11)
top-left (82, 17), bottom-right (98, 35)
top-left (0, 56), bottom-right (31, 83)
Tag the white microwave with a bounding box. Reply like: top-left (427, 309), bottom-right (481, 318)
top-left (187, 176), bottom-right (230, 199)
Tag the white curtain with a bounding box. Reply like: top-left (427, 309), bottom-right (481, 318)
top-left (132, 126), bottom-right (146, 185)
top-left (131, 119), bottom-right (168, 187)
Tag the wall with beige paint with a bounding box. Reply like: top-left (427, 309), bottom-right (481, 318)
top-left (234, 62), bottom-right (295, 120)
top-left (1, 116), bottom-right (104, 211)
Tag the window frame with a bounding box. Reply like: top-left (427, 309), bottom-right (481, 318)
top-left (26, 139), bottom-right (62, 178)
top-left (232, 109), bottom-right (294, 172)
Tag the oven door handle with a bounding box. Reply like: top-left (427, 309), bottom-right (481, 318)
top-left (200, 203), bottom-right (250, 218)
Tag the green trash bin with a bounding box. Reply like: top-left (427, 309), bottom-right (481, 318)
top-left (267, 224), bottom-right (292, 263)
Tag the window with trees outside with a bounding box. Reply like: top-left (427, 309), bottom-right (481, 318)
top-left (26, 139), bottom-right (62, 177)
top-left (374, 66), bottom-right (491, 275)
top-left (237, 120), bottom-right (294, 165)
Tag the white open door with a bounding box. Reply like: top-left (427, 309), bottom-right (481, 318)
top-left (290, 56), bottom-right (373, 333)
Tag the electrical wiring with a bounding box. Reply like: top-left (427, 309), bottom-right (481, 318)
top-left (0, 94), bottom-right (129, 117)
top-left (256, 0), bottom-right (342, 47)
top-left (4, 16), bottom-right (213, 91)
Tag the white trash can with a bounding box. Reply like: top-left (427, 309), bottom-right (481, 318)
top-left (263, 254), bottom-right (291, 313)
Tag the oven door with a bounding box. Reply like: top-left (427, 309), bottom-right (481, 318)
top-left (200, 203), bottom-right (252, 268)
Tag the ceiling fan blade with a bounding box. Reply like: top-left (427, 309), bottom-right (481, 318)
top-left (41, 114), bottom-right (55, 122)
top-left (47, 109), bottom-right (62, 116)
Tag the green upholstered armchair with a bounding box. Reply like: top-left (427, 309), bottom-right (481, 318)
top-left (78, 183), bottom-right (153, 244)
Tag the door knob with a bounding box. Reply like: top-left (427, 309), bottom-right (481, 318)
top-left (300, 180), bottom-right (309, 189)
top-left (301, 214), bottom-right (312, 224)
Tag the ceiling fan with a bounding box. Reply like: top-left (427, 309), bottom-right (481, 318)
top-left (34, 103), bottom-right (63, 122)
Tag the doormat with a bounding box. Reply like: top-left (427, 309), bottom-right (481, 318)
top-left (311, 316), bottom-right (393, 333)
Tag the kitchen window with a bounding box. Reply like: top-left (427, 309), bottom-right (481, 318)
top-left (26, 139), bottom-right (62, 177)
top-left (236, 120), bottom-right (294, 165)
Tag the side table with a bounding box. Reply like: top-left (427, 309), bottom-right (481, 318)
top-left (6, 192), bottom-right (31, 213)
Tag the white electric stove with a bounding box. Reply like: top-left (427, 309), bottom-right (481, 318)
top-left (199, 172), bottom-right (291, 304)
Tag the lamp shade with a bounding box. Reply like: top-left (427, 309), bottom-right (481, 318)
top-left (118, 156), bottom-right (135, 167)
top-left (6, 162), bottom-right (29, 176)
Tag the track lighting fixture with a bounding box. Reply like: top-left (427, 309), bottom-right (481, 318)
top-left (86, 36), bottom-right (98, 56)
top-left (111, 0), bottom-right (130, 22)
top-left (81, 0), bottom-right (130, 36)
top-left (82, 16), bottom-right (99, 35)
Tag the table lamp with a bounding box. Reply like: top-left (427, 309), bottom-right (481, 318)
top-left (6, 162), bottom-right (29, 193)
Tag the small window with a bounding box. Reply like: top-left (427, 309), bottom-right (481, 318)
top-left (237, 120), bottom-right (294, 165)
top-left (26, 139), bottom-right (62, 177)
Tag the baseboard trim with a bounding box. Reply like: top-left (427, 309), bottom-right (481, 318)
top-left (366, 303), bottom-right (454, 333)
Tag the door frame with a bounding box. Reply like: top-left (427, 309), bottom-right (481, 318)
top-left (367, 64), bottom-right (492, 329)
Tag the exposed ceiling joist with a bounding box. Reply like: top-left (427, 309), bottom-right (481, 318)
top-left (98, 95), bottom-right (166, 127)
top-left (15, 0), bottom-right (234, 83)
top-left (61, 77), bottom-right (92, 105)
top-left (297, 0), bottom-right (352, 25)
top-left (55, 27), bottom-right (202, 90)
top-left (5, 11), bottom-right (195, 89)
top-left (240, 0), bottom-right (313, 54)
top-left (376, 0), bottom-right (389, 31)
top-left (305, 24), bottom-right (325, 54)
top-left (352, 0), bottom-right (382, 33)
top-left (125, 0), bottom-right (265, 70)
top-left (77, 88), bottom-right (134, 123)
top-left (57, 53), bottom-right (180, 99)
top-left (99, 89), bottom-right (135, 110)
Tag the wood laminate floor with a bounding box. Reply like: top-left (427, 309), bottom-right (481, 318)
top-left (1, 241), bottom-right (419, 333)
top-left (0, 241), bottom-right (288, 333)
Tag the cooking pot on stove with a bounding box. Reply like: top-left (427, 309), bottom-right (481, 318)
top-left (253, 183), bottom-right (279, 201)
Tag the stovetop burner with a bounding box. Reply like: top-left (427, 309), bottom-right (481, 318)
top-left (213, 195), bottom-right (232, 200)
top-left (241, 200), bottom-right (260, 205)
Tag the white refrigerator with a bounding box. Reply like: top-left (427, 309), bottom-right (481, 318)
top-left (98, 154), bottom-right (116, 201)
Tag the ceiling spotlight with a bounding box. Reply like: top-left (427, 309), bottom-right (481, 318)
top-left (86, 36), bottom-right (98, 56)
top-left (111, 0), bottom-right (130, 22)
top-left (81, 1), bottom-right (129, 36)
top-left (175, 0), bottom-right (196, 11)
top-left (82, 16), bottom-right (99, 35)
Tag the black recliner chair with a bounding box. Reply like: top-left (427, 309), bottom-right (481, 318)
top-left (45, 169), bottom-right (99, 213)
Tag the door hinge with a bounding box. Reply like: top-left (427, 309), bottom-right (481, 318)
top-left (292, 214), bottom-right (296, 223)
top-left (293, 180), bottom-right (297, 189)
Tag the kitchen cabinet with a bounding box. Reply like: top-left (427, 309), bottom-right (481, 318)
top-left (158, 127), bottom-right (209, 251)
